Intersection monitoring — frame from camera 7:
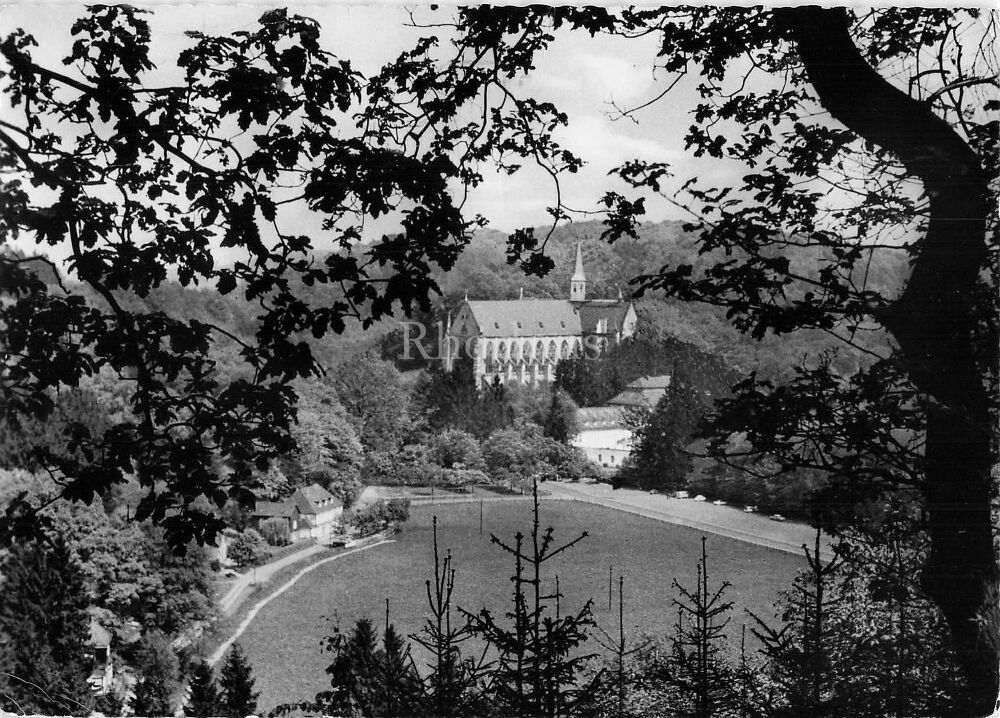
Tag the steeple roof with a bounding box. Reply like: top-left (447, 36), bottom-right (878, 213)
top-left (571, 242), bottom-right (586, 282)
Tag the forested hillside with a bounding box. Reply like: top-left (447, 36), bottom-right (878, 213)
top-left (15, 219), bottom-right (904, 383)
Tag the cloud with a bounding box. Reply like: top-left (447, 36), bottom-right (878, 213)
top-left (577, 53), bottom-right (656, 104)
top-left (557, 113), bottom-right (680, 173)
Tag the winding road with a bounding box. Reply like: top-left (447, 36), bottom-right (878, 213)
top-left (209, 539), bottom-right (394, 666)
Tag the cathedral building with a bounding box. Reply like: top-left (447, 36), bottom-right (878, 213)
top-left (444, 243), bottom-right (638, 386)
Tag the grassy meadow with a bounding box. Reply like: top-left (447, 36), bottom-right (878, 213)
top-left (238, 500), bottom-right (805, 710)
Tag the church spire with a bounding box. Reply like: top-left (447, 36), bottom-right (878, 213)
top-left (570, 242), bottom-right (587, 302)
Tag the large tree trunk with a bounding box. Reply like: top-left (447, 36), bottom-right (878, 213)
top-left (779, 7), bottom-right (998, 715)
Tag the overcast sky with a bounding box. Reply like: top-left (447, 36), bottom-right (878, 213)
top-left (2, 4), bottom-right (755, 242)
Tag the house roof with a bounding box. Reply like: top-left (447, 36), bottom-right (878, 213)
top-left (577, 301), bottom-right (632, 335)
top-left (293, 483), bottom-right (341, 515)
top-left (576, 405), bottom-right (627, 430)
top-left (607, 374), bottom-right (672, 408)
top-left (88, 618), bottom-right (111, 648)
top-left (465, 299), bottom-right (583, 337)
top-left (255, 500), bottom-right (294, 519)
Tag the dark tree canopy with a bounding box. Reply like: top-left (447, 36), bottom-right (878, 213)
top-left (0, 537), bottom-right (93, 716)
top-left (1, 5), bottom-right (997, 712)
top-left (218, 642), bottom-right (259, 718)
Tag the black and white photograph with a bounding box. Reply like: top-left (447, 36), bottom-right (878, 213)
top-left (0, 3), bottom-right (997, 717)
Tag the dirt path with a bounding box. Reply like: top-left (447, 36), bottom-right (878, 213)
top-left (208, 540), bottom-right (394, 666)
top-left (218, 542), bottom-right (329, 617)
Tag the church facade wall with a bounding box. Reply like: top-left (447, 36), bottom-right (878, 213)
top-left (470, 334), bottom-right (583, 386)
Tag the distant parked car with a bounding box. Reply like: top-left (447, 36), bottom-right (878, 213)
top-left (694, 494), bottom-right (707, 501)
top-left (769, 513), bottom-right (786, 522)
top-left (674, 490), bottom-right (690, 499)
top-left (744, 505), bottom-right (758, 513)
top-left (712, 499), bottom-right (726, 506)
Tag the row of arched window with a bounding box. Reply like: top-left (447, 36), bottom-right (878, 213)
top-left (480, 337), bottom-right (582, 365)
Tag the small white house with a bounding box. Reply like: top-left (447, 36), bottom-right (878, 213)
top-left (571, 375), bottom-right (672, 468)
top-left (572, 406), bottom-right (633, 468)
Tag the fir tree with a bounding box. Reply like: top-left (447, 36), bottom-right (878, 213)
top-left (668, 537), bottom-right (736, 718)
top-left (540, 387), bottom-right (579, 444)
top-left (464, 481), bottom-right (599, 717)
top-left (285, 617), bottom-right (425, 718)
top-left (219, 643), bottom-right (259, 718)
top-left (186, 660), bottom-right (221, 717)
top-left (619, 363), bottom-right (706, 491)
top-left (380, 615), bottom-right (424, 718)
top-left (0, 536), bottom-right (93, 716)
top-left (411, 518), bottom-right (487, 717)
top-left (751, 525), bottom-right (967, 717)
top-left (132, 630), bottom-right (179, 717)
top-left (749, 531), bottom-right (845, 718)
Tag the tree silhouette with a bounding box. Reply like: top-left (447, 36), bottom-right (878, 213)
top-left (0, 536), bottom-right (93, 716)
top-left (0, 6), bottom-right (485, 550)
top-left (748, 533), bottom-right (845, 718)
top-left (464, 482), bottom-right (600, 717)
top-left (186, 660), bottom-right (221, 718)
top-left (3, 6), bottom-right (996, 709)
top-left (132, 630), bottom-right (180, 717)
top-left (411, 517), bottom-right (488, 717)
top-left (219, 643), bottom-right (259, 718)
top-left (668, 537), bottom-right (736, 718)
top-left (620, 363), bottom-right (706, 491)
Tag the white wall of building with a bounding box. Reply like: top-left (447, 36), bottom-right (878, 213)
top-left (572, 428), bottom-right (634, 468)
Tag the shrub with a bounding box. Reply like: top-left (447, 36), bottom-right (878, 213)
top-left (348, 499), bottom-right (412, 537)
top-left (259, 517), bottom-right (291, 546)
top-left (384, 498), bottom-right (411, 524)
top-left (364, 445), bottom-right (438, 486)
top-left (437, 467), bottom-right (490, 488)
top-left (432, 429), bottom-right (485, 469)
top-left (229, 529), bottom-right (266, 568)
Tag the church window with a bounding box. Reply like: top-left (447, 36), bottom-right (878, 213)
top-left (538, 321), bottom-right (544, 328)
top-left (516, 322), bottom-right (522, 328)
top-left (560, 321), bottom-right (566, 328)
top-left (494, 322), bottom-right (499, 329)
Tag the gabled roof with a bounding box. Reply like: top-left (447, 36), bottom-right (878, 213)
top-left (465, 299), bottom-right (583, 337)
top-left (255, 500), bottom-right (294, 519)
top-left (626, 375), bottom-right (673, 390)
top-left (293, 483), bottom-right (341, 515)
top-left (576, 405), bottom-right (627, 430)
top-left (607, 374), bottom-right (672, 408)
top-left (88, 618), bottom-right (111, 648)
top-left (577, 301), bottom-right (632, 335)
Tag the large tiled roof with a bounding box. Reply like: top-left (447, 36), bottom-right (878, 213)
top-left (293, 483), bottom-right (341, 514)
top-left (465, 299), bottom-right (583, 337)
top-left (577, 301), bottom-right (631, 335)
